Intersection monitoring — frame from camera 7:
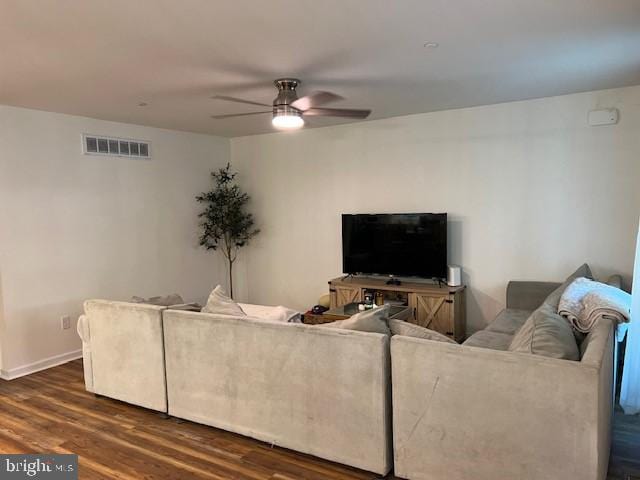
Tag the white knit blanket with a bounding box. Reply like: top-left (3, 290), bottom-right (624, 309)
top-left (558, 277), bottom-right (631, 333)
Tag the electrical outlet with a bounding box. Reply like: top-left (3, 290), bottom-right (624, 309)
top-left (61, 315), bottom-right (71, 330)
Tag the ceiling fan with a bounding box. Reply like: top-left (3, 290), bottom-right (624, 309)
top-left (210, 78), bottom-right (371, 130)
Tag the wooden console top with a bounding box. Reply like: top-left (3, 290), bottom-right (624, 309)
top-left (329, 276), bottom-right (465, 294)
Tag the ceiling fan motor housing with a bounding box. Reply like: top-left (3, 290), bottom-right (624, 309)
top-left (273, 78), bottom-right (301, 115)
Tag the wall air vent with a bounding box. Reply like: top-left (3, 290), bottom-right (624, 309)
top-left (82, 134), bottom-right (151, 159)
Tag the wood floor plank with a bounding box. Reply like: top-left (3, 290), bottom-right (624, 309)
top-left (0, 360), bottom-right (637, 479)
top-left (17, 373), bottom-right (259, 456)
top-left (0, 430), bottom-right (40, 454)
top-left (2, 396), bottom-right (258, 480)
top-left (59, 436), bottom-right (229, 480)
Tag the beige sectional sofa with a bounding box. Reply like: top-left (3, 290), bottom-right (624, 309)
top-left (163, 310), bottom-right (392, 475)
top-left (391, 277), bottom-right (616, 480)
top-left (78, 270), bottom-right (618, 479)
top-left (78, 300), bottom-right (392, 475)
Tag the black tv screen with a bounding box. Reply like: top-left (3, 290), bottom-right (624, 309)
top-left (342, 213), bottom-right (447, 278)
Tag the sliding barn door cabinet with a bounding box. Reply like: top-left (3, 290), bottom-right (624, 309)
top-left (328, 276), bottom-right (466, 342)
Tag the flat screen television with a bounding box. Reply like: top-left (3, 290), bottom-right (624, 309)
top-left (342, 213), bottom-right (447, 279)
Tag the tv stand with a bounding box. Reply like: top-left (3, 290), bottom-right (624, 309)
top-left (328, 276), bottom-right (466, 342)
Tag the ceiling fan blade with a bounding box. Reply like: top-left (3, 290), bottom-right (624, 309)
top-left (302, 107), bottom-right (371, 119)
top-left (291, 91), bottom-right (343, 111)
top-left (211, 95), bottom-right (271, 107)
top-left (211, 111), bottom-right (271, 119)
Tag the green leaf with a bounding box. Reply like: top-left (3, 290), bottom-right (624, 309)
top-left (196, 163), bottom-right (260, 256)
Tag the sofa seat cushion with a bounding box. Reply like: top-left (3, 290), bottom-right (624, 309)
top-left (462, 330), bottom-right (514, 351)
top-left (485, 308), bottom-right (532, 335)
top-left (508, 304), bottom-right (579, 361)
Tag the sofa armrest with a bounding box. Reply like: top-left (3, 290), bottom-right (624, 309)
top-left (76, 314), bottom-right (93, 392)
top-left (505, 280), bottom-right (560, 310)
top-left (391, 336), bottom-right (612, 480)
top-left (83, 300), bottom-right (167, 412)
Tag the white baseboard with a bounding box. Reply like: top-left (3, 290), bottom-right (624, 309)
top-left (0, 349), bottom-right (82, 381)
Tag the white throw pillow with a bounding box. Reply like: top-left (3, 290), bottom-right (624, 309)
top-left (202, 285), bottom-right (246, 316)
top-left (239, 304), bottom-right (301, 323)
top-left (388, 318), bottom-right (457, 343)
top-left (262, 305), bottom-right (302, 323)
top-left (320, 305), bottom-right (391, 335)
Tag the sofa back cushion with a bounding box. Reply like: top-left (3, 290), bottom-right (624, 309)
top-left (544, 263), bottom-right (593, 309)
top-left (508, 304), bottom-right (580, 361)
top-left (485, 308), bottom-right (532, 335)
top-left (463, 330), bottom-right (514, 351)
top-left (202, 285), bottom-right (246, 316)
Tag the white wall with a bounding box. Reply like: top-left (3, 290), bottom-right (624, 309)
top-left (231, 85), bottom-right (640, 333)
top-left (1, 86), bottom-right (637, 376)
top-left (0, 106), bottom-right (230, 375)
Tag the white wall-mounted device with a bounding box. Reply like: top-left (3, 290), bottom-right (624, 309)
top-left (588, 108), bottom-right (619, 127)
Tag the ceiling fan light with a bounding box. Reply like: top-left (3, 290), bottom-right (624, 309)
top-left (272, 113), bottom-right (304, 130)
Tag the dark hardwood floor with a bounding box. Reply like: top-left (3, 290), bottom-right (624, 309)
top-left (610, 407), bottom-right (640, 480)
top-left (0, 360), bottom-right (637, 479)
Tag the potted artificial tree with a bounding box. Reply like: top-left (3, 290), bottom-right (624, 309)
top-left (196, 163), bottom-right (259, 298)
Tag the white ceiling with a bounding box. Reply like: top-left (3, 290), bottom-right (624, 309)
top-left (1, 0), bottom-right (639, 137)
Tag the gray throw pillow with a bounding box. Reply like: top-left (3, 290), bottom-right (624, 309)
top-left (388, 318), bottom-right (456, 344)
top-left (321, 305), bottom-right (391, 335)
top-left (202, 285), bottom-right (246, 316)
top-left (508, 304), bottom-right (579, 361)
top-left (544, 263), bottom-right (593, 309)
